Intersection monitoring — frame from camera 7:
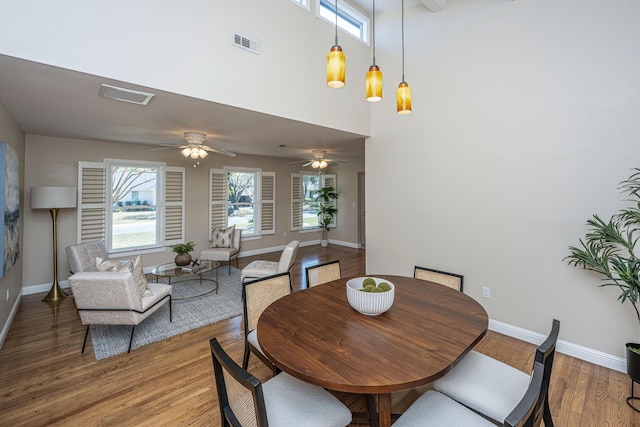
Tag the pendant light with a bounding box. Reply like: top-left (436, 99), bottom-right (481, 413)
top-left (366, 0), bottom-right (382, 102)
top-left (396, 0), bottom-right (412, 114)
top-left (327, 0), bottom-right (346, 88)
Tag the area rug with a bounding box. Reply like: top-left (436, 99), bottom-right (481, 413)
top-left (89, 266), bottom-right (243, 361)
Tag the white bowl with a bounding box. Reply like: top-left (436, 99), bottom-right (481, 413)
top-left (346, 277), bottom-right (395, 316)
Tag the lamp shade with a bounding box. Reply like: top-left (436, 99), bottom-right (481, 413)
top-left (396, 82), bottom-right (412, 114)
top-left (366, 65), bottom-right (383, 102)
top-left (327, 46), bottom-right (346, 88)
top-left (31, 187), bottom-right (77, 209)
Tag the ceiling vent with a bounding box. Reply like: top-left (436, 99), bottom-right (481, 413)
top-left (233, 33), bottom-right (259, 55)
top-left (98, 84), bottom-right (155, 105)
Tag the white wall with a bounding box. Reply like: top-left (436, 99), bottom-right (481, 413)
top-left (367, 0), bottom-right (640, 358)
top-left (0, 0), bottom-right (371, 136)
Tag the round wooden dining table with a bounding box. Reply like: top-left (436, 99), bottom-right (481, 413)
top-left (257, 275), bottom-right (489, 427)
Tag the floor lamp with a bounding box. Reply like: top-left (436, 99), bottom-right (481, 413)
top-left (30, 186), bottom-right (77, 302)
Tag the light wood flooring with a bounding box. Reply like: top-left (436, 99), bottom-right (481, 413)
top-left (0, 245), bottom-right (639, 426)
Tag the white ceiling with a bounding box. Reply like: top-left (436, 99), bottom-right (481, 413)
top-left (0, 54), bottom-right (366, 163)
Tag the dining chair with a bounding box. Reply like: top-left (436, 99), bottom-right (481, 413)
top-left (242, 272), bottom-right (293, 372)
top-left (392, 361), bottom-right (546, 427)
top-left (413, 265), bottom-right (464, 291)
top-left (433, 318), bottom-right (560, 426)
top-left (210, 337), bottom-right (352, 427)
top-left (240, 240), bottom-right (300, 283)
top-left (305, 259), bottom-right (341, 288)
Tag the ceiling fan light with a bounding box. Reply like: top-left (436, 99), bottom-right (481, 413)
top-left (199, 149), bottom-right (208, 158)
top-left (181, 147), bottom-right (192, 157)
top-left (312, 160), bottom-right (320, 169)
top-left (190, 150), bottom-right (200, 159)
top-left (319, 160), bottom-right (328, 169)
top-left (366, 65), bottom-right (383, 102)
top-left (396, 82), bottom-right (412, 114)
top-left (327, 45), bottom-right (346, 88)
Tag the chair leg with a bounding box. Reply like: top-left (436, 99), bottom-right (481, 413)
top-left (127, 326), bottom-right (136, 353)
top-left (242, 342), bottom-right (250, 369)
top-left (169, 296), bottom-right (172, 322)
top-left (81, 326), bottom-right (90, 354)
top-left (228, 261), bottom-right (231, 274)
top-left (543, 397), bottom-right (555, 427)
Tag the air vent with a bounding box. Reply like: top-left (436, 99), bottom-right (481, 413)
top-left (233, 33), bottom-right (259, 55)
top-left (98, 84), bottom-right (155, 105)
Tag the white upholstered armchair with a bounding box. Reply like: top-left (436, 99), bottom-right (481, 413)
top-left (240, 240), bottom-right (300, 283)
top-left (65, 240), bottom-right (108, 273)
top-left (200, 229), bottom-right (242, 274)
top-left (69, 271), bottom-right (172, 354)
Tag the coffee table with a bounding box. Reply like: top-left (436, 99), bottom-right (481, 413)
top-left (151, 260), bottom-right (220, 300)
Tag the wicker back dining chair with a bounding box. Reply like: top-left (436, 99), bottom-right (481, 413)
top-left (433, 319), bottom-right (560, 426)
top-left (413, 265), bottom-right (464, 291)
top-left (210, 337), bottom-right (352, 427)
top-left (242, 272), bottom-right (292, 372)
top-left (305, 259), bottom-right (341, 288)
top-left (392, 361), bottom-right (546, 427)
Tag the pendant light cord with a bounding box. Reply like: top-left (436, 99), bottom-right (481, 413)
top-left (372, 0), bottom-right (376, 66)
top-left (401, 0), bottom-right (405, 83)
top-left (335, 0), bottom-right (339, 46)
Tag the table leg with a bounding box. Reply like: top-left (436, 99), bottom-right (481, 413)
top-left (378, 393), bottom-right (391, 427)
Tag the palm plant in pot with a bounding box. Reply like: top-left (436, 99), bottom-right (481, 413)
top-left (315, 186), bottom-right (338, 247)
top-left (565, 169), bottom-right (640, 408)
top-left (171, 241), bottom-right (196, 266)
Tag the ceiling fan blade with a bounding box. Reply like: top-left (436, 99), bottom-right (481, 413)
top-left (148, 145), bottom-right (183, 152)
top-left (203, 146), bottom-right (237, 157)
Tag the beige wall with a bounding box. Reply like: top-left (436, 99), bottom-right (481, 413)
top-left (367, 0), bottom-right (640, 359)
top-left (0, 99), bottom-right (25, 336)
top-left (24, 135), bottom-right (363, 288)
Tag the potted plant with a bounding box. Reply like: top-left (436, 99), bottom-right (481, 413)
top-left (315, 186), bottom-right (338, 247)
top-left (564, 168), bottom-right (640, 407)
top-left (172, 241), bottom-right (196, 266)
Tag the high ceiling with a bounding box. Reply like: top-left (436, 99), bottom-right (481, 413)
top-left (0, 54), bottom-right (366, 163)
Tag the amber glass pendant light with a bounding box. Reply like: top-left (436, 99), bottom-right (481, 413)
top-left (327, 0), bottom-right (346, 88)
top-left (396, 0), bottom-right (412, 114)
top-left (366, 0), bottom-right (382, 102)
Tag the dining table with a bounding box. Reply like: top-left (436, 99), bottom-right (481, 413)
top-left (257, 274), bottom-right (489, 427)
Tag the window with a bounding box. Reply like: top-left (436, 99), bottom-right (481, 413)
top-left (318, 0), bottom-right (369, 44)
top-left (209, 168), bottom-right (275, 239)
top-left (290, 0), bottom-right (310, 11)
top-left (291, 173), bottom-right (337, 231)
top-left (77, 160), bottom-right (185, 254)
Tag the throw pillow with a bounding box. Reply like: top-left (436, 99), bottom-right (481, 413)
top-left (95, 256), bottom-right (153, 297)
top-left (132, 255), bottom-right (153, 297)
top-left (96, 257), bottom-right (133, 273)
top-left (210, 225), bottom-right (235, 248)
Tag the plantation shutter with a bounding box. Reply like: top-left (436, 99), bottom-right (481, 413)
top-left (162, 167), bottom-right (185, 246)
top-left (77, 161), bottom-right (106, 243)
top-left (260, 172), bottom-right (276, 235)
top-left (209, 169), bottom-right (228, 240)
top-left (321, 174), bottom-right (337, 228)
top-left (291, 173), bottom-right (303, 231)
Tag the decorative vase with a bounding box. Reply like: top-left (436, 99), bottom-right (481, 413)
top-left (320, 239), bottom-right (329, 248)
top-left (175, 253), bottom-right (192, 266)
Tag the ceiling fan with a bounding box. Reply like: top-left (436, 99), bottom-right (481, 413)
top-left (290, 150), bottom-right (343, 170)
top-left (150, 132), bottom-right (237, 161)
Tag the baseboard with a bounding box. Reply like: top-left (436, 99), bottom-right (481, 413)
top-left (0, 288), bottom-right (23, 350)
top-left (489, 319), bottom-right (626, 373)
top-left (23, 280), bottom-right (71, 296)
top-left (238, 239), bottom-right (359, 258)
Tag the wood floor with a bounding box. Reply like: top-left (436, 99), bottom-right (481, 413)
top-left (1, 245), bottom-right (639, 426)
